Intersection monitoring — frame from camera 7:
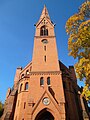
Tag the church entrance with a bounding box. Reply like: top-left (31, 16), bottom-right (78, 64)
top-left (35, 109), bottom-right (54, 120)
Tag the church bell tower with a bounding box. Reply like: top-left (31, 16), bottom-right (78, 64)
top-left (13, 5), bottom-right (66, 120)
top-left (32, 5), bottom-right (60, 72)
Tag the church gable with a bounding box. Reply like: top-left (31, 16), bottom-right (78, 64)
top-left (36, 17), bottom-right (54, 28)
top-left (20, 61), bottom-right (32, 79)
top-left (32, 90), bottom-right (62, 120)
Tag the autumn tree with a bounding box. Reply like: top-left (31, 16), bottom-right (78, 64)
top-left (65, 0), bottom-right (90, 101)
top-left (0, 101), bottom-right (4, 117)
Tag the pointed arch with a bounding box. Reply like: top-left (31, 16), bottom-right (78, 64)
top-left (40, 25), bottom-right (48, 36)
top-left (35, 108), bottom-right (54, 120)
top-left (24, 82), bottom-right (29, 90)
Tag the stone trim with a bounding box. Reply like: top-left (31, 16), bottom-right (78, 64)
top-left (34, 36), bottom-right (56, 38)
top-left (30, 71), bottom-right (61, 75)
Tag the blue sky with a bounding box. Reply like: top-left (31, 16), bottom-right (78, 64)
top-left (0, 0), bottom-right (85, 103)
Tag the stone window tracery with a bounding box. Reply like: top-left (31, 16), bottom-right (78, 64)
top-left (40, 25), bottom-right (48, 36)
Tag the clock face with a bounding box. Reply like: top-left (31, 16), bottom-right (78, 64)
top-left (43, 97), bottom-right (50, 105)
top-left (41, 39), bottom-right (48, 44)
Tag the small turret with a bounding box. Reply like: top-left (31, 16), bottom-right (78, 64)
top-left (14, 67), bottom-right (22, 89)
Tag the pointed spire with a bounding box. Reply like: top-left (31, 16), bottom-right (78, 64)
top-left (40, 5), bottom-right (50, 20)
top-left (35, 5), bottom-right (53, 27)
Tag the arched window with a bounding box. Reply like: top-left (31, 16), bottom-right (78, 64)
top-left (25, 82), bottom-right (28, 90)
top-left (20, 83), bottom-right (23, 92)
top-left (40, 25), bottom-right (48, 36)
top-left (47, 77), bottom-right (50, 85)
top-left (21, 74), bottom-right (24, 78)
top-left (26, 70), bottom-right (29, 75)
top-left (40, 77), bottom-right (44, 86)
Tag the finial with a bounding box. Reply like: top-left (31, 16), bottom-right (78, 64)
top-left (44, 4), bottom-right (46, 7)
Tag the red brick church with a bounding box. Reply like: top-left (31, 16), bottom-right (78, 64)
top-left (1, 6), bottom-right (89, 120)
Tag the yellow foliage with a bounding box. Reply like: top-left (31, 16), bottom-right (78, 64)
top-left (66, 14), bottom-right (84, 34)
top-left (79, 1), bottom-right (90, 18)
top-left (75, 57), bottom-right (90, 84)
top-left (65, 1), bottom-right (90, 100)
top-left (82, 85), bottom-right (90, 101)
top-left (0, 101), bottom-right (3, 117)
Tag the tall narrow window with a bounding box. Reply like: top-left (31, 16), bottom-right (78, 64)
top-left (47, 77), bottom-right (50, 85)
top-left (20, 84), bottom-right (23, 92)
top-left (24, 102), bottom-right (26, 109)
top-left (44, 56), bottom-right (46, 62)
top-left (40, 25), bottom-right (48, 36)
top-left (44, 46), bottom-right (46, 51)
top-left (25, 82), bottom-right (28, 90)
top-left (40, 77), bottom-right (44, 86)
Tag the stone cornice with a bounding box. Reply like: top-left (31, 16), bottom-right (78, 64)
top-left (30, 71), bottom-right (61, 75)
top-left (34, 36), bottom-right (56, 38)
